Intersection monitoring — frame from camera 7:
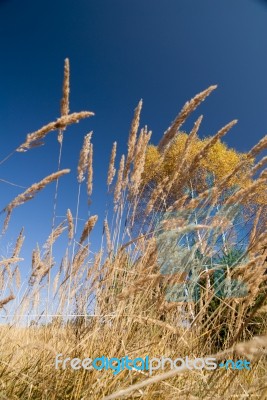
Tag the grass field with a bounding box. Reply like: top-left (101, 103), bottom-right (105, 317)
top-left (0, 59), bottom-right (267, 399)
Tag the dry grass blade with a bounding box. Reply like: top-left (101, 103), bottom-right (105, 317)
top-left (103, 350), bottom-right (232, 400)
top-left (235, 335), bottom-right (267, 359)
top-left (17, 112), bottom-right (94, 152)
top-left (131, 315), bottom-right (180, 334)
top-left (104, 335), bottom-right (267, 400)
top-left (158, 85), bottom-right (217, 151)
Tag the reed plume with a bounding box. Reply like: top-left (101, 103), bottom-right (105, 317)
top-left (17, 112), bottom-right (94, 152)
top-left (107, 141), bottom-right (117, 187)
top-left (252, 155), bottom-right (267, 176)
top-left (12, 228), bottom-right (25, 258)
top-left (72, 244), bottom-right (89, 275)
top-left (79, 215), bottom-right (98, 244)
top-left (2, 169), bottom-right (70, 232)
top-left (14, 266), bottom-right (21, 288)
top-left (53, 270), bottom-right (60, 295)
top-left (145, 176), bottom-right (169, 215)
top-left (130, 127), bottom-right (152, 197)
top-left (43, 221), bottom-right (67, 249)
top-left (87, 142), bottom-right (93, 196)
top-left (66, 209), bottom-right (74, 240)
top-left (158, 85), bottom-right (217, 151)
top-left (247, 134), bottom-right (267, 159)
top-left (0, 294), bottom-right (15, 309)
top-left (77, 132), bottom-right (92, 183)
top-left (124, 100), bottom-right (143, 180)
top-left (114, 154), bottom-right (125, 206)
top-left (104, 218), bottom-right (112, 253)
top-left (58, 58), bottom-right (70, 143)
top-left (225, 176), bottom-right (267, 206)
top-left (60, 58), bottom-right (70, 117)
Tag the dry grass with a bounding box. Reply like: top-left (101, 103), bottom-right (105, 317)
top-left (0, 60), bottom-right (266, 399)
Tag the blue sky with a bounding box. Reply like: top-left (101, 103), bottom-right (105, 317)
top-left (0, 0), bottom-right (267, 300)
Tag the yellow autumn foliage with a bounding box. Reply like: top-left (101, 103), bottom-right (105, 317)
top-left (142, 132), bottom-right (266, 204)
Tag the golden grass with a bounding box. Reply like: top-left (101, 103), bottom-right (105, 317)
top-left (0, 60), bottom-right (266, 399)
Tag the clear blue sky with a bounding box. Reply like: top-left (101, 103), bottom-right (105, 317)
top-left (0, 0), bottom-right (266, 295)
